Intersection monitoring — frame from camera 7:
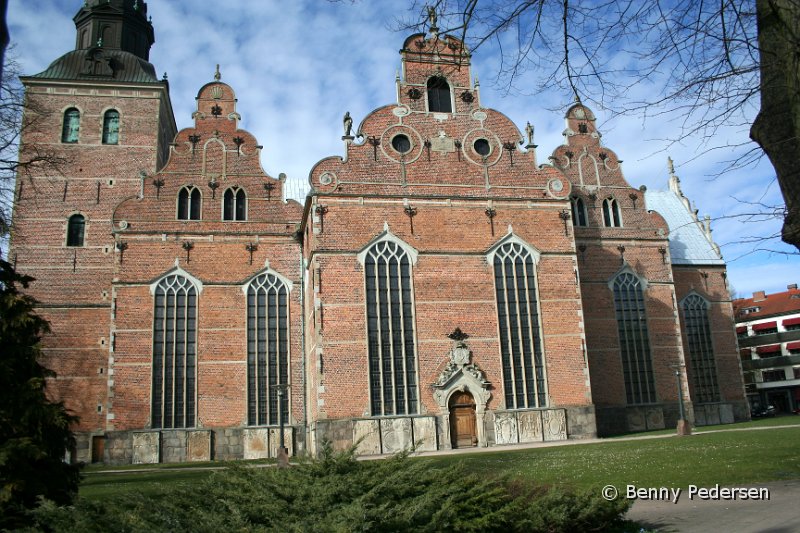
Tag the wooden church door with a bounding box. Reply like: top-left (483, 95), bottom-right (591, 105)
top-left (449, 390), bottom-right (477, 448)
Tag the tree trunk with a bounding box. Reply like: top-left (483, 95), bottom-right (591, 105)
top-left (750, 0), bottom-right (800, 250)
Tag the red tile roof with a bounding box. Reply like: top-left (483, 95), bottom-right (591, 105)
top-left (733, 288), bottom-right (800, 322)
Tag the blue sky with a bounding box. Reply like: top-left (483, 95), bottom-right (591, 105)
top-left (7, 0), bottom-right (798, 297)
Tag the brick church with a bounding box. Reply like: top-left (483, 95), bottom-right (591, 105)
top-left (10, 1), bottom-right (748, 464)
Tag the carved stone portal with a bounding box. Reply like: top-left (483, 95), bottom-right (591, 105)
top-left (433, 336), bottom-right (491, 448)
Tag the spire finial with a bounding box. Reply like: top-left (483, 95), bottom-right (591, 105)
top-left (667, 156), bottom-right (675, 175)
top-left (214, 64), bottom-right (221, 81)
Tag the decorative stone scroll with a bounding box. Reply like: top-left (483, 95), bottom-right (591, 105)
top-left (433, 331), bottom-right (492, 447)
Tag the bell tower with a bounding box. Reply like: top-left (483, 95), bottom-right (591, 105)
top-left (73, 0), bottom-right (155, 59)
top-left (10, 0), bottom-right (176, 463)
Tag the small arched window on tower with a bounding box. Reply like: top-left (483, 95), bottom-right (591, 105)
top-left (602, 198), bottom-right (622, 227)
top-left (177, 186), bottom-right (201, 220)
top-left (427, 76), bottom-right (452, 113)
top-left (66, 214), bottom-right (85, 247)
top-left (223, 187), bottom-right (247, 221)
top-left (571, 196), bottom-right (588, 227)
top-left (62, 108), bottom-right (80, 143)
top-left (102, 110), bottom-right (120, 145)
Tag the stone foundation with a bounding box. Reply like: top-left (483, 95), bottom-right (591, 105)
top-left (72, 408), bottom-right (599, 464)
top-left (693, 401), bottom-right (750, 426)
top-left (312, 407), bottom-right (594, 456)
top-left (595, 400), bottom-right (752, 436)
top-left (596, 404), bottom-right (674, 436)
top-left (74, 426), bottom-right (301, 465)
top-left (313, 415), bottom-right (439, 456)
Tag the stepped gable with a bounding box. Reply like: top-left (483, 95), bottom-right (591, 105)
top-left (113, 70), bottom-right (302, 240)
top-left (551, 102), bottom-right (668, 235)
top-left (309, 33), bottom-right (568, 201)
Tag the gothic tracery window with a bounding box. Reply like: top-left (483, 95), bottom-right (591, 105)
top-left (246, 272), bottom-right (290, 426)
top-left (492, 241), bottom-right (547, 409)
top-left (177, 185), bottom-right (201, 220)
top-left (223, 186), bottom-right (246, 221)
top-left (571, 196), bottom-right (588, 227)
top-left (682, 294), bottom-right (720, 403)
top-left (603, 198), bottom-right (622, 227)
top-left (363, 238), bottom-right (419, 416)
top-left (612, 271), bottom-right (656, 404)
top-left (152, 274), bottom-right (198, 429)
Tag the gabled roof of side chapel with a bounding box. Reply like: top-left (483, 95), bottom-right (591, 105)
top-left (112, 67), bottom-right (301, 234)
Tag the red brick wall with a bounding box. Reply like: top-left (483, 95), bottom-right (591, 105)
top-left (673, 266), bottom-right (746, 404)
top-left (107, 81), bottom-right (304, 432)
top-left (11, 80), bottom-right (174, 433)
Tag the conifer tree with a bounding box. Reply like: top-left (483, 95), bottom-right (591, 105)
top-left (0, 258), bottom-right (81, 529)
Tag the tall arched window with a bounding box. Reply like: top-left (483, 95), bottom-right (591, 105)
top-left (682, 294), bottom-right (720, 403)
top-left (152, 274), bottom-right (198, 429)
top-left (362, 238), bottom-right (418, 416)
top-left (66, 214), bottom-right (85, 247)
top-left (62, 108), bottom-right (80, 143)
top-left (427, 76), bottom-right (452, 113)
top-left (602, 198), bottom-right (622, 227)
top-left (102, 110), bottom-right (120, 144)
top-left (246, 272), bottom-right (290, 426)
top-left (492, 240), bottom-right (547, 408)
top-left (223, 187), bottom-right (247, 221)
top-left (177, 186), bottom-right (201, 220)
top-left (612, 271), bottom-right (655, 404)
top-left (571, 196), bottom-right (588, 227)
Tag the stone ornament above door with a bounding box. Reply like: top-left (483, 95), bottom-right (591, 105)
top-left (432, 329), bottom-right (491, 413)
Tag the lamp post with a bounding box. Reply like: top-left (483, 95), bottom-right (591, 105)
top-left (276, 384), bottom-right (290, 467)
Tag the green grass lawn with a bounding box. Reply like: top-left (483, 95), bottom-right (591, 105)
top-left (421, 426), bottom-right (800, 489)
top-left (80, 469), bottom-right (216, 501)
top-left (79, 422), bottom-right (800, 502)
top-left (608, 413), bottom-right (800, 439)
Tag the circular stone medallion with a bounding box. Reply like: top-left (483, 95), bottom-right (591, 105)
top-left (472, 110), bottom-right (487, 121)
top-left (392, 106), bottom-right (410, 117)
top-left (546, 178), bottom-right (570, 199)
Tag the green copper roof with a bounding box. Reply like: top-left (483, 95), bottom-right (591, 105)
top-left (29, 47), bottom-right (160, 84)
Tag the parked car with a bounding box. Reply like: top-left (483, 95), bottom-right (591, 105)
top-left (751, 405), bottom-right (777, 418)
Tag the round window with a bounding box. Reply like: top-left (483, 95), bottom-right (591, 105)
top-left (391, 134), bottom-right (412, 154)
top-left (474, 138), bottom-right (490, 156)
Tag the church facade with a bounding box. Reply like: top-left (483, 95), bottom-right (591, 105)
top-left (10, 1), bottom-right (747, 464)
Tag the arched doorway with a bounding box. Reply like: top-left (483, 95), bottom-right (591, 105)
top-left (449, 390), bottom-right (477, 448)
